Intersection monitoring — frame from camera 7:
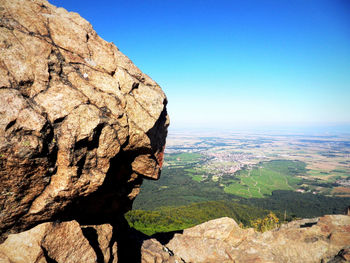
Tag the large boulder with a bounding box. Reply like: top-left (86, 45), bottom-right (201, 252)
top-left (165, 215), bottom-right (350, 263)
top-left (0, 0), bottom-right (169, 241)
top-left (0, 218), bottom-right (182, 263)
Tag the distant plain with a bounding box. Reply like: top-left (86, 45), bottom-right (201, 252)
top-left (129, 129), bottom-right (350, 234)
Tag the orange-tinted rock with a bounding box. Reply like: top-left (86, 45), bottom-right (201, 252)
top-left (165, 215), bottom-right (350, 263)
top-left (0, 220), bottom-right (117, 263)
top-left (141, 238), bottom-right (183, 263)
top-left (0, 0), bottom-right (168, 241)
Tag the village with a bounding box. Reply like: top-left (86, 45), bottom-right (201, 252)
top-left (163, 131), bottom-right (350, 197)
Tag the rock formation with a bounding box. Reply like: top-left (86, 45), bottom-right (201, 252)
top-left (0, 218), bottom-right (184, 263)
top-left (1, 0), bottom-right (350, 263)
top-left (0, 0), bottom-right (168, 242)
top-left (164, 215), bottom-right (350, 263)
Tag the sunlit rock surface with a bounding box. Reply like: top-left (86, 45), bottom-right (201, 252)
top-left (165, 215), bottom-right (350, 263)
top-left (0, 0), bottom-right (168, 241)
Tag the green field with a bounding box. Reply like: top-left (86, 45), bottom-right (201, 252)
top-left (164, 153), bottom-right (208, 181)
top-left (165, 154), bottom-right (305, 198)
top-left (222, 160), bottom-right (303, 198)
top-left (165, 152), bottom-right (203, 166)
top-left (164, 154), bottom-right (306, 198)
top-left (133, 153), bottom-right (350, 227)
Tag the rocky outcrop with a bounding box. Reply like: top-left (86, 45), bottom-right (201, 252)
top-left (0, 218), bottom-right (183, 263)
top-left (164, 215), bottom-right (350, 263)
top-left (0, 0), bottom-right (168, 243)
top-left (1, 214), bottom-right (349, 263)
top-left (0, 220), bottom-right (115, 263)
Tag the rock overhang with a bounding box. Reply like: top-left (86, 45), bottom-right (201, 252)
top-left (0, 0), bottom-right (169, 240)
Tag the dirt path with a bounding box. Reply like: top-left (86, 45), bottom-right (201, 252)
top-left (246, 170), bottom-right (253, 197)
top-left (284, 175), bottom-right (294, 190)
top-left (248, 169), bottom-right (263, 197)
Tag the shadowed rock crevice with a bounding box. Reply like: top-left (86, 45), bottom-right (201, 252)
top-left (114, 217), bottom-right (143, 263)
top-left (151, 230), bottom-right (184, 246)
top-left (18, 79), bottom-right (34, 97)
top-left (81, 227), bottom-right (105, 263)
top-left (52, 116), bottom-right (65, 124)
top-left (300, 221), bottom-right (318, 228)
top-left (5, 119), bottom-right (16, 131)
top-left (109, 217), bottom-right (182, 263)
top-left (64, 149), bottom-right (145, 225)
top-left (75, 154), bottom-right (86, 178)
top-left (147, 102), bottom-right (169, 156)
top-left (42, 246), bottom-right (59, 263)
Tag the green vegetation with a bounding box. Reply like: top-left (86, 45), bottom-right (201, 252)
top-left (251, 212), bottom-right (280, 232)
top-left (132, 155), bottom-right (350, 236)
top-left (163, 152), bottom-right (209, 182)
top-left (166, 152), bottom-right (203, 166)
top-left (134, 159), bottom-right (350, 219)
top-left (190, 174), bottom-right (203, 182)
top-left (134, 165), bottom-right (228, 210)
top-left (307, 168), bottom-right (350, 182)
top-left (130, 133), bottom-right (350, 236)
top-left (126, 200), bottom-right (276, 235)
top-left (221, 160), bottom-right (303, 198)
top-left (240, 190), bottom-right (350, 218)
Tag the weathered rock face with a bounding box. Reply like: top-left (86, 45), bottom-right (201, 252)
top-left (0, 217), bottom-right (183, 263)
top-left (0, 0), bottom-right (168, 241)
top-left (1, 215), bottom-right (349, 263)
top-left (0, 220), bottom-right (114, 263)
top-left (165, 215), bottom-right (350, 263)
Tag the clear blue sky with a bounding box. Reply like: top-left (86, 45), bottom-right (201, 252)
top-left (50, 0), bottom-right (350, 130)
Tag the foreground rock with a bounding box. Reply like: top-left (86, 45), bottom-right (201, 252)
top-left (0, 0), bottom-right (168, 242)
top-left (165, 215), bottom-right (350, 263)
top-left (1, 214), bottom-right (349, 263)
top-left (0, 219), bottom-right (182, 263)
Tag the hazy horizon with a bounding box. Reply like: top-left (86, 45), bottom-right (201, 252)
top-left (167, 123), bottom-right (350, 136)
top-left (50, 0), bottom-right (350, 131)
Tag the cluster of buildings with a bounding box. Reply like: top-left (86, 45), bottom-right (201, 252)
top-left (202, 152), bottom-right (257, 176)
top-left (336, 178), bottom-right (350, 187)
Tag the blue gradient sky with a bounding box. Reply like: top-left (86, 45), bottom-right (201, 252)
top-left (50, 0), bottom-right (350, 130)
